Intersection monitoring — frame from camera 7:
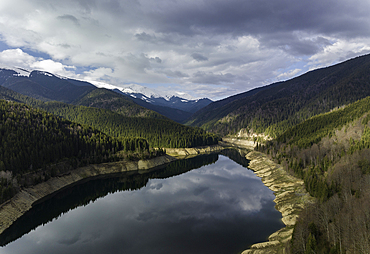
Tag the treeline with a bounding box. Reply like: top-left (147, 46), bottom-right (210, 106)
top-left (74, 88), bottom-right (166, 119)
top-left (38, 101), bottom-right (221, 148)
top-left (257, 96), bottom-right (370, 253)
top-left (0, 86), bottom-right (221, 149)
top-left (0, 100), bottom-right (163, 204)
top-left (275, 96), bottom-right (370, 148)
top-left (189, 54), bottom-right (370, 138)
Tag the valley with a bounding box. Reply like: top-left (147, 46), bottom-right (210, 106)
top-left (1, 54), bottom-right (370, 253)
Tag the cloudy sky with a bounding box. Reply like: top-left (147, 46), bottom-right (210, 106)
top-left (0, 0), bottom-right (370, 100)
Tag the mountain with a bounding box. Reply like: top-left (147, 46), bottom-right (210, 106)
top-left (187, 53), bottom-right (370, 137)
top-left (74, 87), bottom-right (193, 123)
top-left (93, 82), bottom-right (213, 113)
top-left (0, 85), bottom-right (220, 149)
top-left (73, 88), bottom-right (167, 119)
top-left (0, 99), bottom-right (159, 203)
top-left (0, 68), bottom-right (94, 103)
top-left (257, 95), bottom-right (370, 253)
top-left (0, 68), bottom-right (204, 122)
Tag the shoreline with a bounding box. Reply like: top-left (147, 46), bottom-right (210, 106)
top-left (0, 141), bottom-right (312, 253)
top-left (0, 144), bottom-right (226, 235)
top-left (221, 138), bottom-right (314, 254)
top-left (242, 151), bottom-right (314, 253)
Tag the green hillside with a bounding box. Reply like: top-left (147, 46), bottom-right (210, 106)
top-left (0, 99), bottom-right (158, 204)
top-left (257, 96), bottom-right (370, 253)
top-left (74, 88), bottom-right (167, 119)
top-left (40, 101), bottom-right (220, 148)
top-left (188, 54), bottom-right (370, 138)
top-left (0, 86), bottom-right (220, 149)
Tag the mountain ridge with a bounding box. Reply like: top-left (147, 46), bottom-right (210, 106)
top-left (0, 68), bottom-right (211, 122)
top-left (92, 82), bottom-right (213, 113)
top-left (187, 53), bottom-right (370, 137)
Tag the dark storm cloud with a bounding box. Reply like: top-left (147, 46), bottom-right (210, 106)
top-left (192, 71), bottom-right (236, 85)
top-left (145, 0), bottom-right (370, 55)
top-left (148, 0), bottom-right (370, 37)
top-left (57, 15), bottom-right (80, 26)
top-left (163, 70), bottom-right (189, 78)
top-left (150, 57), bottom-right (162, 63)
top-left (58, 231), bottom-right (82, 245)
top-left (191, 53), bottom-right (208, 62)
top-left (135, 32), bottom-right (157, 43)
top-left (261, 33), bottom-right (333, 56)
top-left (1, 0), bottom-right (370, 100)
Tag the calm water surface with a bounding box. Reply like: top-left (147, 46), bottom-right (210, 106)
top-left (0, 151), bottom-right (284, 254)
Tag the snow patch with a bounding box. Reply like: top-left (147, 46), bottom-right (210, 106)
top-left (86, 80), bottom-right (118, 90)
top-left (39, 71), bottom-right (53, 77)
top-left (0, 67), bottom-right (31, 77)
top-left (83, 79), bottom-right (202, 102)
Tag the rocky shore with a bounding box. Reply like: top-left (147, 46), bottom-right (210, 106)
top-left (241, 151), bottom-right (314, 254)
top-left (165, 144), bottom-right (226, 158)
top-left (221, 138), bottom-right (314, 253)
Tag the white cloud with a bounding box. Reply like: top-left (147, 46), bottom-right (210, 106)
top-left (30, 59), bottom-right (76, 77)
top-left (82, 67), bottom-right (114, 81)
top-left (0, 0), bottom-right (369, 100)
top-left (0, 48), bottom-right (78, 77)
top-left (307, 38), bottom-right (370, 70)
top-left (0, 48), bottom-right (36, 68)
top-left (276, 68), bottom-right (303, 81)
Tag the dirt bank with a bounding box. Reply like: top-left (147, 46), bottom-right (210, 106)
top-left (165, 144), bottom-right (226, 158)
top-left (241, 151), bottom-right (314, 254)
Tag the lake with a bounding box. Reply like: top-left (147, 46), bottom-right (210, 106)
top-left (0, 150), bottom-right (284, 254)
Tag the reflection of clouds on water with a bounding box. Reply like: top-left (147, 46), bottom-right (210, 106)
top-left (0, 155), bottom-right (282, 254)
top-left (136, 211), bottom-right (158, 222)
top-left (149, 182), bottom-right (163, 191)
top-left (58, 231), bottom-right (81, 245)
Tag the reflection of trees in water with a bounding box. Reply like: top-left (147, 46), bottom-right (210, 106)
top-left (0, 153), bottom-right (219, 246)
top-left (220, 148), bottom-right (250, 168)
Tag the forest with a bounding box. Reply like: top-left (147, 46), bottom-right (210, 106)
top-left (0, 86), bottom-right (221, 149)
top-left (256, 96), bottom-right (370, 253)
top-left (0, 85), bottom-right (221, 205)
top-left (0, 100), bottom-right (165, 204)
top-left (38, 101), bottom-right (220, 148)
top-left (188, 54), bottom-right (370, 138)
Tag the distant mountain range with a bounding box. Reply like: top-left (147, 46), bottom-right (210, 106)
top-left (0, 68), bottom-right (211, 123)
top-left (90, 82), bottom-right (212, 113)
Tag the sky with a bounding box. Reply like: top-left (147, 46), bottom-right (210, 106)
top-left (0, 0), bottom-right (370, 100)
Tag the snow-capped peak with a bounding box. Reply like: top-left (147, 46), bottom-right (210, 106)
top-left (88, 81), bottom-right (196, 101)
top-left (0, 67), bottom-right (32, 77)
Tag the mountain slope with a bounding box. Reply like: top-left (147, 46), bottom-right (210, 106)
top-left (0, 99), bottom-right (156, 203)
top-left (188, 54), bottom-right (370, 137)
top-left (0, 68), bottom-right (200, 122)
top-left (97, 83), bottom-right (212, 113)
top-left (0, 86), bottom-right (220, 149)
top-left (0, 68), bottom-right (94, 103)
top-left (39, 101), bottom-right (220, 148)
top-left (258, 96), bottom-right (370, 253)
top-left (74, 88), bottom-right (167, 119)
top-left (113, 90), bottom-right (192, 123)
